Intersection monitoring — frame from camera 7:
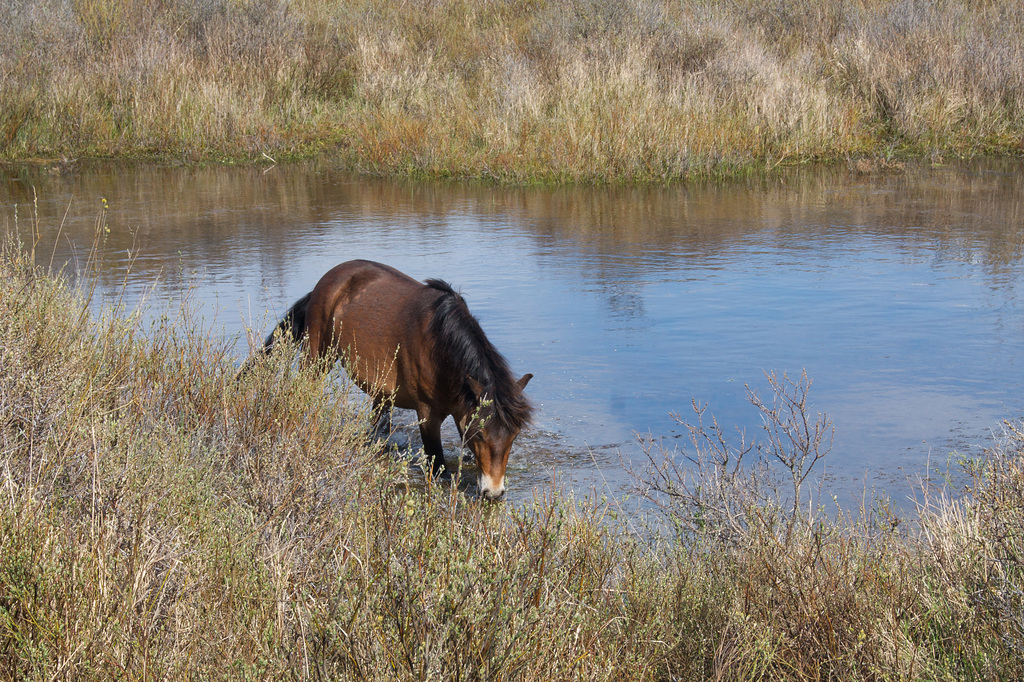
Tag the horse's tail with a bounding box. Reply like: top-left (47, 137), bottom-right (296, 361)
top-left (236, 292), bottom-right (313, 380)
top-left (262, 291), bottom-right (313, 352)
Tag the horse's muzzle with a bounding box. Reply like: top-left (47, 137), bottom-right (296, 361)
top-left (479, 474), bottom-right (506, 501)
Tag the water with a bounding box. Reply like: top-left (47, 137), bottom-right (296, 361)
top-left (4, 159), bottom-right (1023, 508)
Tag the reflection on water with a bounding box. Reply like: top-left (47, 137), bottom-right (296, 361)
top-left (3, 159), bottom-right (1024, 508)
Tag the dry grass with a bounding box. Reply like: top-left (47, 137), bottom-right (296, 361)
top-left (2, 0), bottom-right (1023, 181)
top-left (2, 209), bottom-right (1024, 679)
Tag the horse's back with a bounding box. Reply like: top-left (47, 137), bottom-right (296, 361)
top-left (311, 260), bottom-right (420, 303)
top-left (305, 260), bottom-right (440, 404)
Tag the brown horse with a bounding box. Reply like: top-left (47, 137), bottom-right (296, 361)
top-left (252, 260), bottom-right (533, 500)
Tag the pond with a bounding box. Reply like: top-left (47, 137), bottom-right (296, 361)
top-left (4, 159), bottom-right (1023, 510)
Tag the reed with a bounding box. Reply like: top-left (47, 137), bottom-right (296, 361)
top-left (2, 0), bottom-right (1022, 181)
top-left (1, 213), bottom-right (1023, 678)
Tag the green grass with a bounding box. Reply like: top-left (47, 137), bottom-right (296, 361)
top-left (2, 212), bottom-right (1024, 678)
top-left (2, 0), bottom-right (1023, 182)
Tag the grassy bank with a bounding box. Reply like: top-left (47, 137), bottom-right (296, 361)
top-left (3, 0), bottom-right (1023, 181)
top-left (3, 217), bottom-right (1024, 678)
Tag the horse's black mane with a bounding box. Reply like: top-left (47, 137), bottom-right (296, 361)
top-left (426, 279), bottom-right (533, 433)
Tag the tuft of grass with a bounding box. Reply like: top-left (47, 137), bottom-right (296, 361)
top-left (2, 0), bottom-right (1023, 181)
top-left (2, 210), bottom-right (1024, 678)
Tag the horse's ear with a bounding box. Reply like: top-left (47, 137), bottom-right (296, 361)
top-left (517, 373), bottom-right (533, 390)
top-left (467, 376), bottom-right (486, 398)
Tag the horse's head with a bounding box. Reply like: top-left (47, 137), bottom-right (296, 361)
top-left (463, 373), bottom-right (533, 501)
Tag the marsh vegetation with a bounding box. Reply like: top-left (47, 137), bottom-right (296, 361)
top-left (3, 206), bottom-right (1024, 679)
top-left (3, 0), bottom-right (1023, 181)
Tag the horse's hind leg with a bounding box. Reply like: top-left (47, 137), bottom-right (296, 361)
top-left (417, 414), bottom-right (448, 478)
top-left (371, 398), bottom-right (410, 449)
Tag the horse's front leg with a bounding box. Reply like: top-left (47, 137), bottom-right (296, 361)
top-left (417, 414), bottom-right (448, 478)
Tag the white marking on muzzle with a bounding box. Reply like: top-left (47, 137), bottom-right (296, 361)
top-left (479, 473), bottom-right (506, 500)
